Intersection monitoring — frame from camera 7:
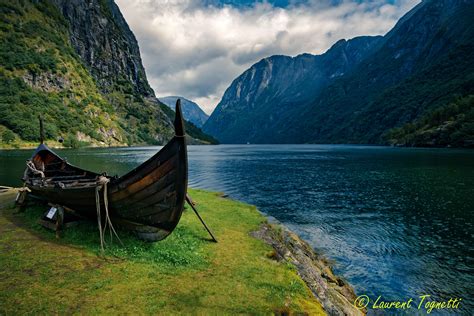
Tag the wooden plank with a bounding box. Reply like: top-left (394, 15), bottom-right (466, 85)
top-left (31, 188), bottom-right (95, 207)
top-left (128, 189), bottom-right (176, 215)
top-left (38, 219), bottom-right (56, 230)
top-left (110, 140), bottom-right (179, 192)
top-left (112, 180), bottom-right (176, 212)
top-left (120, 191), bottom-right (177, 218)
top-left (144, 208), bottom-right (175, 224)
top-left (109, 155), bottom-right (178, 200)
top-left (48, 203), bottom-right (89, 220)
top-left (56, 206), bottom-right (64, 239)
top-left (111, 170), bottom-right (176, 205)
top-left (110, 217), bottom-right (166, 233)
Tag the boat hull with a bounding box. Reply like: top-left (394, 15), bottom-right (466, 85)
top-left (25, 101), bottom-right (188, 241)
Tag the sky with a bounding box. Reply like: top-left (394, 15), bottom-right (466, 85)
top-left (116, 0), bottom-right (420, 114)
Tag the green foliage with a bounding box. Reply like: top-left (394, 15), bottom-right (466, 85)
top-left (0, 1), bottom-right (65, 74)
top-left (0, 33), bottom-right (58, 73)
top-left (185, 121), bottom-right (219, 144)
top-left (34, 0), bottom-right (68, 28)
top-left (0, 1), bottom-right (24, 16)
top-left (1, 128), bottom-right (15, 143)
top-left (62, 134), bottom-right (89, 148)
top-left (0, 75), bottom-right (97, 142)
top-left (385, 95), bottom-right (474, 147)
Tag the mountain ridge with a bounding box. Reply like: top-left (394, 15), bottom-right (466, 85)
top-left (159, 96), bottom-right (209, 128)
top-left (203, 35), bottom-right (383, 143)
top-left (203, 0), bottom-right (474, 147)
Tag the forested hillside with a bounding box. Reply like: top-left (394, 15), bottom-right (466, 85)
top-left (0, 0), bottom-right (213, 147)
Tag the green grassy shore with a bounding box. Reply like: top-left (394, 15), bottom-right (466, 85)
top-left (0, 188), bottom-right (358, 315)
top-left (0, 135), bottom-right (212, 149)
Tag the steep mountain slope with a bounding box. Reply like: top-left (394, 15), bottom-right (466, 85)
top-left (203, 36), bottom-right (382, 143)
top-left (51, 0), bottom-right (154, 99)
top-left (159, 96), bottom-right (209, 128)
top-left (204, 0), bottom-right (474, 146)
top-left (287, 0), bottom-right (474, 145)
top-left (0, 0), bottom-right (211, 147)
top-left (386, 95), bottom-right (474, 147)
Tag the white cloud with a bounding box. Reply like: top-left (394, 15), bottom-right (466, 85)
top-left (116, 0), bottom-right (420, 114)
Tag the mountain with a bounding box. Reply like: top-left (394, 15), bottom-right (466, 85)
top-left (204, 0), bottom-right (474, 147)
top-left (159, 96), bottom-right (209, 128)
top-left (0, 0), bottom-right (212, 147)
top-left (203, 36), bottom-right (383, 143)
top-left (158, 103), bottom-right (218, 145)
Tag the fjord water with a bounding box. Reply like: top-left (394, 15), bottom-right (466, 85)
top-left (1, 145), bottom-right (473, 311)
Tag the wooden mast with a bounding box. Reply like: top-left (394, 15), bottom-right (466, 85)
top-left (38, 115), bottom-right (44, 144)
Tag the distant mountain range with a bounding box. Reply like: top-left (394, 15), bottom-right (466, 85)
top-left (204, 0), bottom-right (474, 147)
top-left (159, 96), bottom-right (209, 128)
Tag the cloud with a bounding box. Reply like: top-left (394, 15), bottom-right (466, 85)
top-left (116, 0), bottom-right (420, 114)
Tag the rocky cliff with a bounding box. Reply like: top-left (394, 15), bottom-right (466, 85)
top-left (204, 36), bottom-right (382, 143)
top-left (50, 0), bottom-right (153, 98)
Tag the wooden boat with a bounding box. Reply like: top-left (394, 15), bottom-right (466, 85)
top-left (23, 100), bottom-right (188, 241)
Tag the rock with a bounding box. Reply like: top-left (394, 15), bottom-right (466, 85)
top-left (22, 72), bottom-right (70, 92)
top-left (252, 223), bottom-right (364, 316)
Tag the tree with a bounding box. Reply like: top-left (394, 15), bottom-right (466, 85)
top-left (2, 129), bottom-right (16, 144)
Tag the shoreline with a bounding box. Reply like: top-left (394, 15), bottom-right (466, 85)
top-left (215, 192), bottom-right (362, 315)
top-left (216, 194), bottom-right (362, 315)
top-left (0, 136), bottom-right (215, 151)
top-left (252, 221), bottom-right (362, 315)
top-left (2, 141), bottom-right (473, 151)
top-left (0, 141), bottom-right (215, 151)
top-left (0, 187), bottom-right (361, 314)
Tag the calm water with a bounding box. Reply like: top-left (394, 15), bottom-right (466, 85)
top-left (1, 144), bottom-right (473, 313)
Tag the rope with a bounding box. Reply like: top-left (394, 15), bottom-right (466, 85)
top-left (25, 160), bottom-right (45, 178)
top-left (95, 176), bottom-right (122, 252)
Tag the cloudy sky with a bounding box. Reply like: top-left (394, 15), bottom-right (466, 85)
top-left (116, 0), bottom-right (420, 114)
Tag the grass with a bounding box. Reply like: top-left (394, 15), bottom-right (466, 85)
top-left (0, 188), bottom-right (325, 315)
top-left (0, 137), bottom-right (64, 149)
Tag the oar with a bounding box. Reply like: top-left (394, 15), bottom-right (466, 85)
top-left (186, 194), bottom-right (217, 242)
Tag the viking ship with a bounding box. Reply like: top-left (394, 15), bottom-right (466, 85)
top-left (23, 100), bottom-right (188, 241)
